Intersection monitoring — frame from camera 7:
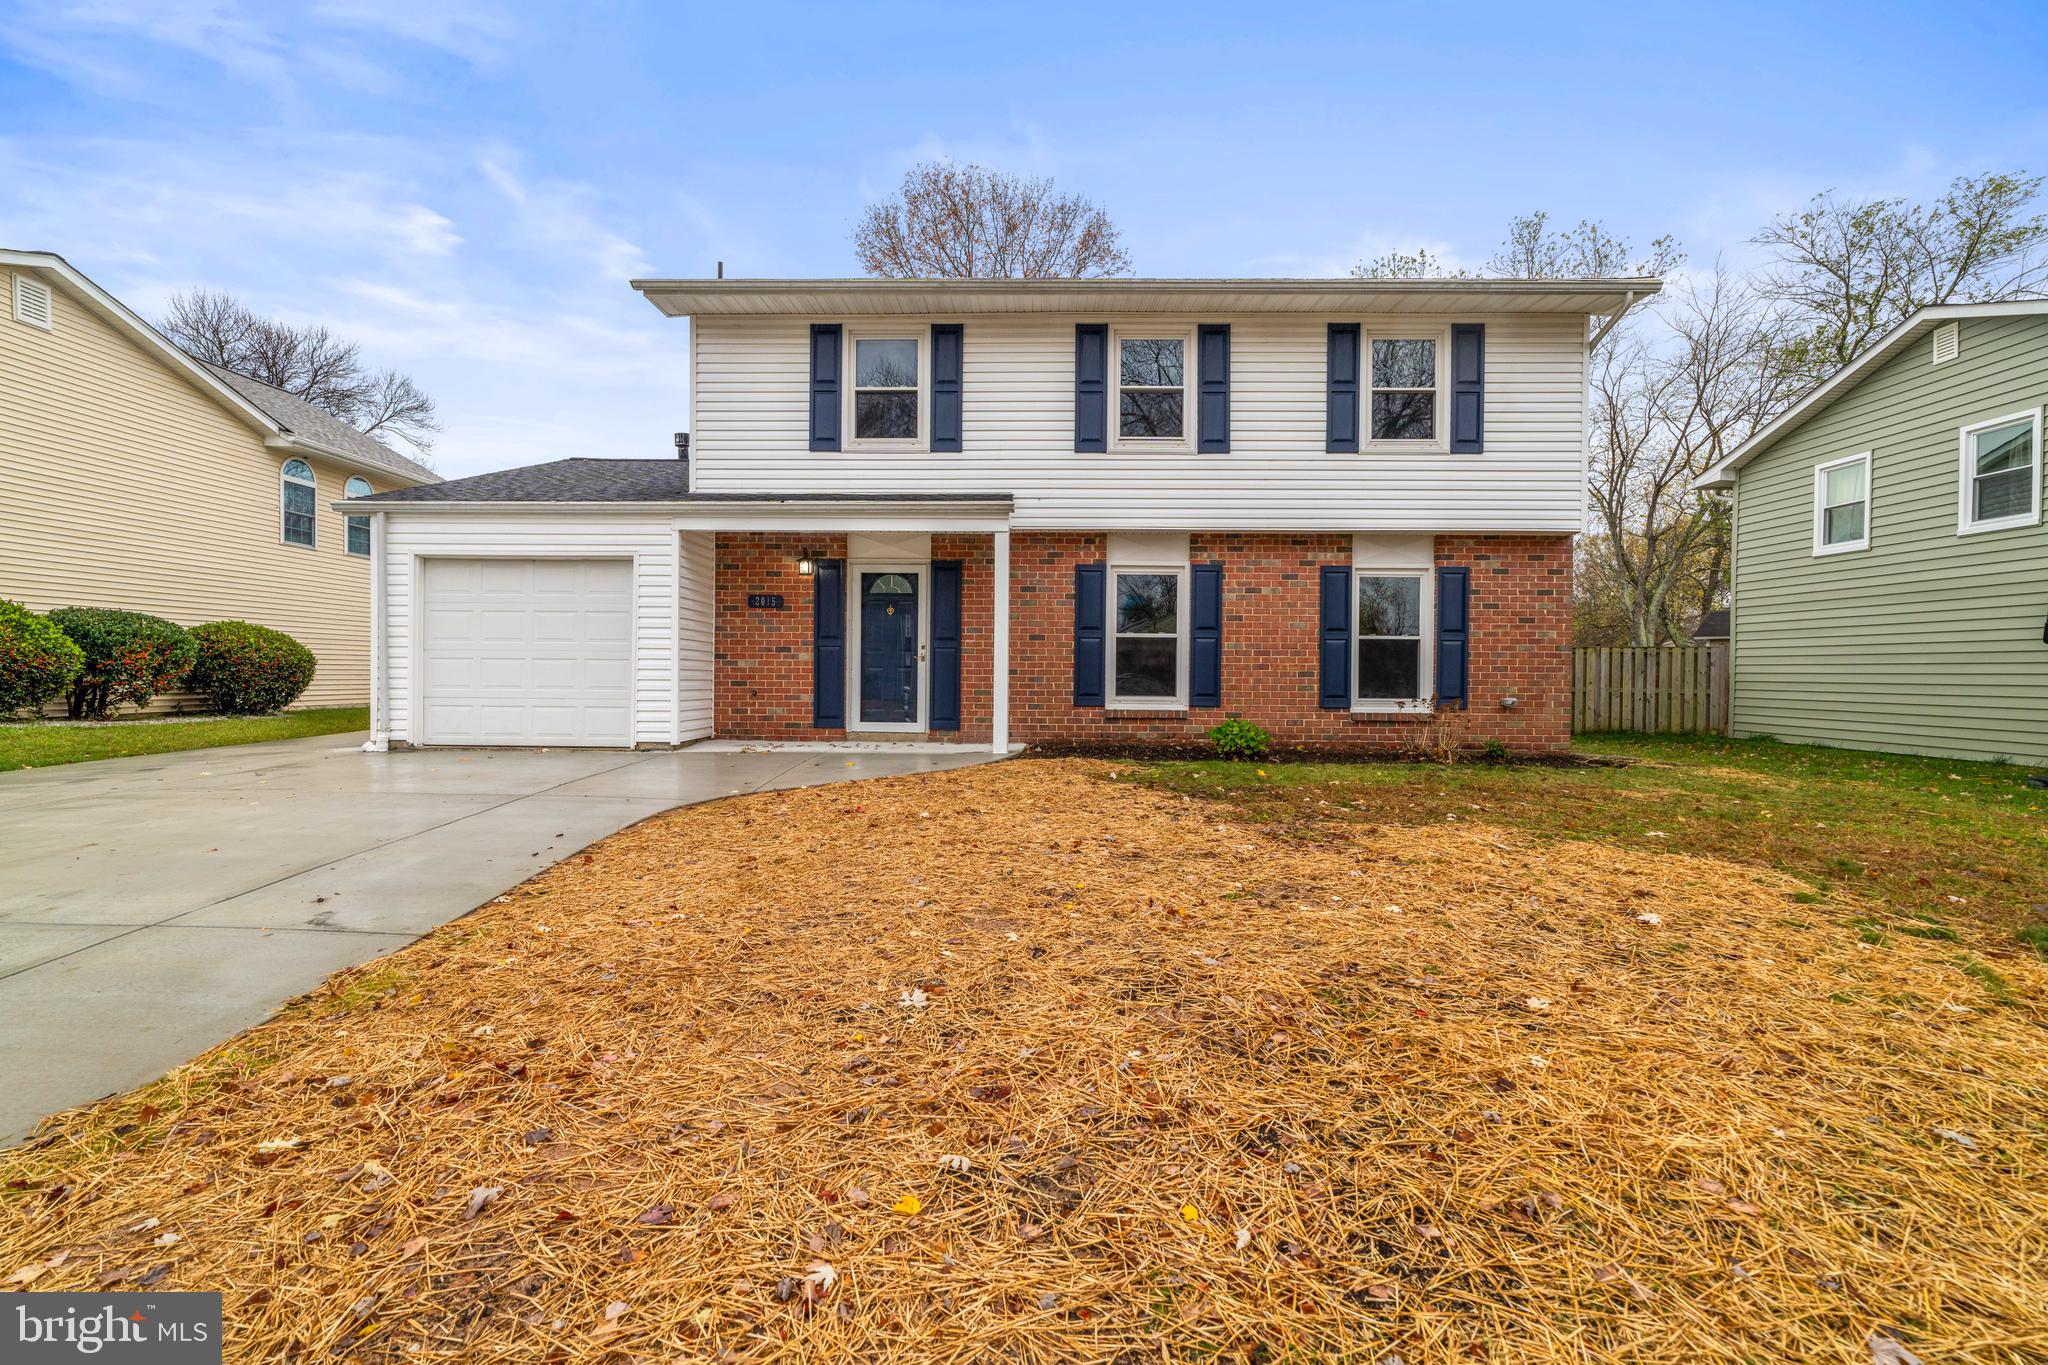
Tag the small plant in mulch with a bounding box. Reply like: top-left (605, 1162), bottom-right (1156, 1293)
top-left (1206, 717), bottom-right (1271, 762)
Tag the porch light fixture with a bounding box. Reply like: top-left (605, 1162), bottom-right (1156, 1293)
top-left (796, 549), bottom-right (819, 577)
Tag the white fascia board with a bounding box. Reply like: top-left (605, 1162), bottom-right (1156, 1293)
top-left (1, 250), bottom-right (287, 442)
top-left (1700, 299), bottom-right (2048, 489)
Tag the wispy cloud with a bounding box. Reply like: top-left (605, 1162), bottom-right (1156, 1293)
top-left (478, 145), bottom-right (650, 280)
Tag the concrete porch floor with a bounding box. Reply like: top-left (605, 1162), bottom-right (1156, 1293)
top-left (0, 733), bottom-right (1001, 1144)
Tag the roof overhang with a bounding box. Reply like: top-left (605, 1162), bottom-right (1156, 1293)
top-left (1696, 299), bottom-right (2048, 489)
top-left (632, 275), bottom-right (1664, 319)
top-left (334, 495), bottom-right (1018, 533)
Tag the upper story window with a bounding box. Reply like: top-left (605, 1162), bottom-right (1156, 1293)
top-left (1113, 328), bottom-right (1192, 449)
top-left (1110, 565), bottom-right (1186, 706)
top-left (1958, 409), bottom-right (2040, 535)
top-left (280, 459), bottom-right (316, 547)
top-left (1812, 453), bottom-right (1870, 555)
top-left (848, 333), bottom-right (922, 445)
top-left (1356, 569), bottom-right (1433, 709)
top-left (344, 476), bottom-right (373, 556)
top-left (1369, 332), bottom-right (1443, 443)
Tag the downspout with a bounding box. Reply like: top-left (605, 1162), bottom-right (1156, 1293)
top-left (363, 510), bottom-right (390, 752)
top-left (1586, 291), bottom-right (1640, 352)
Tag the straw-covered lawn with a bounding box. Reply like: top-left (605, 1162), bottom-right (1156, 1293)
top-left (3, 756), bottom-right (2044, 1363)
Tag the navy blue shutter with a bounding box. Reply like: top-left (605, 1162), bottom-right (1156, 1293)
top-left (1074, 324), bottom-right (1108, 453)
top-left (1318, 564), bottom-right (1352, 709)
top-left (1190, 561), bottom-right (1223, 707)
top-left (931, 324), bottom-right (963, 453)
top-left (1327, 323), bottom-right (1360, 453)
top-left (1073, 562), bottom-right (1106, 706)
top-left (930, 560), bottom-right (963, 731)
top-left (809, 324), bottom-right (842, 452)
top-left (1435, 566), bottom-right (1470, 709)
top-left (1449, 324), bottom-right (1485, 453)
top-left (1197, 324), bottom-right (1231, 453)
top-left (812, 559), bottom-right (845, 728)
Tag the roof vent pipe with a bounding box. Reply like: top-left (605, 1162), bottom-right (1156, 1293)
top-left (716, 261), bottom-right (724, 279)
top-left (674, 432), bottom-right (689, 461)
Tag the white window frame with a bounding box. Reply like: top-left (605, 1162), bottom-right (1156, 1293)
top-left (1363, 325), bottom-right (1449, 451)
top-left (1957, 407), bottom-right (2042, 536)
top-left (843, 328), bottom-right (928, 453)
top-left (344, 476), bottom-right (374, 557)
top-left (1811, 452), bottom-right (1871, 556)
top-left (280, 458), bottom-right (317, 549)
top-left (1107, 563), bottom-right (1189, 709)
top-left (1352, 565), bottom-right (1435, 713)
top-left (1109, 324), bottom-right (1196, 453)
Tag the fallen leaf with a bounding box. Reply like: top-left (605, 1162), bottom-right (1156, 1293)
top-left (936, 1153), bottom-right (972, 1173)
top-left (890, 1195), bottom-right (923, 1216)
top-left (462, 1187), bottom-right (502, 1221)
top-left (1867, 1331), bottom-right (1924, 1365)
top-left (1234, 1227), bottom-right (1252, 1251)
top-left (153, 1233), bottom-right (180, 1248)
top-left (1179, 1204), bottom-right (1201, 1224)
top-left (804, 1261), bottom-right (837, 1293)
top-left (399, 1237), bottom-right (427, 1259)
top-left (255, 1137), bottom-right (306, 1153)
top-left (1725, 1198), bottom-right (1762, 1216)
top-left (1932, 1127), bottom-right (1978, 1149)
top-left (1523, 997), bottom-right (1552, 1012)
top-left (899, 987), bottom-right (929, 1010)
top-left (636, 1205), bottom-right (675, 1225)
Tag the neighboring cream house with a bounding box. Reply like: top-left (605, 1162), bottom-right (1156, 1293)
top-left (1, 250), bottom-right (438, 711)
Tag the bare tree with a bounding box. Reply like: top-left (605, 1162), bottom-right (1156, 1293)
top-left (1585, 271), bottom-right (1798, 644)
top-left (1755, 173), bottom-right (2048, 383)
top-left (853, 162), bottom-right (1131, 279)
top-left (1487, 211), bottom-right (1681, 281)
top-left (1349, 246), bottom-right (1467, 279)
top-left (160, 289), bottom-right (440, 458)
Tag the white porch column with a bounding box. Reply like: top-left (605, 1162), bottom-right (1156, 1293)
top-left (992, 529), bottom-right (1010, 754)
top-left (363, 510), bottom-right (389, 752)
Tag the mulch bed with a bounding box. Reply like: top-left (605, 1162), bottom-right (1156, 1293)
top-left (3, 758), bottom-right (2044, 1363)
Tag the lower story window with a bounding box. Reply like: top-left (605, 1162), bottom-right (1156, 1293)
top-left (345, 476), bottom-right (373, 556)
top-left (1111, 567), bottom-right (1184, 705)
top-left (1357, 571), bottom-right (1431, 706)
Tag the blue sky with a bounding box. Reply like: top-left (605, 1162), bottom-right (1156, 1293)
top-left (4, 0), bottom-right (2047, 478)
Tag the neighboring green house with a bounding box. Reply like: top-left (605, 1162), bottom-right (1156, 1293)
top-left (1698, 302), bottom-right (2047, 765)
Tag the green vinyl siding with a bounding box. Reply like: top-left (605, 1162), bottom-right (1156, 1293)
top-left (1730, 313), bottom-right (2048, 764)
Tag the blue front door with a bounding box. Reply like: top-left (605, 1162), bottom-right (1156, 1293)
top-left (858, 571), bottom-right (919, 725)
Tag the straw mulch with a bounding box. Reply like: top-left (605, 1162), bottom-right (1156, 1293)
top-left (3, 758), bottom-right (2044, 1364)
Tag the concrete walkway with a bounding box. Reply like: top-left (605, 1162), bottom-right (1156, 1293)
top-left (0, 734), bottom-right (999, 1144)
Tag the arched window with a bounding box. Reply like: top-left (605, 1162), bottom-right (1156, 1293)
top-left (280, 459), bottom-right (316, 547)
top-left (344, 477), bottom-right (373, 556)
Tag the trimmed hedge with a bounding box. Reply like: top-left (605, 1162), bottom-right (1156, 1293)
top-left (187, 621), bottom-right (317, 715)
top-left (0, 600), bottom-right (86, 717)
top-left (48, 607), bottom-right (198, 719)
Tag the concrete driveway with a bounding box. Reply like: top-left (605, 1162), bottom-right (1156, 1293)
top-left (0, 734), bottom-right (999, 1144)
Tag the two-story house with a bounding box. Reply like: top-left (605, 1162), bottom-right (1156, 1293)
top-left (342, 275), bottom-right (1657, 753)
top-left (1697, 300), bottom-right (2048, 765)
top-left (2, 250), bottom-right (439, 711)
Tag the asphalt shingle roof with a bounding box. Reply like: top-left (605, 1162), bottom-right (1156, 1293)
top-left (349, 458), bottom-right (1012, 505)
top-left (205, 364), bottom-right (439, 486)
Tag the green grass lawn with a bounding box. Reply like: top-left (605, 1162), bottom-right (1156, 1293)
top-left (1118, 732), bottom-right (2048, 961)
top-left (0, 706), bottom-right (369, 773)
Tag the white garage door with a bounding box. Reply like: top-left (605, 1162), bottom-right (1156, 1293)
top-left (419, 558), bottom-right (633, 747)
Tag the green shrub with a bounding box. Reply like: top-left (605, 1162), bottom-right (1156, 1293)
top-left (48, 607), bottom-right (197, 719)
top-left (1207, 717), bottom-right (1272, 762)
top-left (187, 620), bottom-right (317, 715)
top-left (0, 600), bottom-right (86, 717)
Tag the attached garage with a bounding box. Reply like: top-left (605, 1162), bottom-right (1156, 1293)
top-left (418, 557), bottom-right (634, 747)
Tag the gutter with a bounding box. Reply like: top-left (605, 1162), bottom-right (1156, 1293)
top-left (1585, 290), bottom-right (1641, 351)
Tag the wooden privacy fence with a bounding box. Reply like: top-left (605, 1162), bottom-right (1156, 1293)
top-left (1572, 644), bottom-right (1729, 735)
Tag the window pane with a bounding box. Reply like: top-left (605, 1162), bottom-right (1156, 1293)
top-left (854, 390), bottom-right (919, 440)
top-left (1824, 502), bottom-right (1865, 545)
top-left (1358, 638), bottom-right (1421, 700)
top-left (1119, 338), bottom-right (1184, 387)
top-left (1370, 391), bottom-right (1435, 441)
top-left (855, 339), bottom-right (918, 388)
top-left (1116, 573), bottom-right (1178, 634)
top-left (1823, 462), bottom-right (1865, 505)
top-left (1972, 422), bottom-right (2032, 476)
top-left (1371, 338), bottom-right (1436, 389)
top-left (1975, 466), bottom-right (2033, 522)
top-left (344, 476), bottom-right (373, 498)
top-left (1357, 575), bottom-right (1421, 637)
top-left (282, 459), bottom-right (313, 482)
top-left (1119, 390), bottom-right (1185, 439)
top-left (347, 515), bottom-right (370, 556)
top-left (1114, 636), bottom-right (1177, 698)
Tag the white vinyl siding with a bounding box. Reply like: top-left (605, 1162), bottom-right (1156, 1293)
top-left (381, 513), bottom-right (684, 746)
top-left (689, 313), bottom-right (1588, 531)
top-left (676, 530), bottom-right (715, 740)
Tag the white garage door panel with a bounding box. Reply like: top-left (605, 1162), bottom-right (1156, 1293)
top-left (420, 557), bottom-right (633, 746)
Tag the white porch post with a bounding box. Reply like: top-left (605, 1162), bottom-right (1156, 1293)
top-left (992, 529), bottom-right (1010, 754)
top-left (363, 510), bottom-right (389, 752)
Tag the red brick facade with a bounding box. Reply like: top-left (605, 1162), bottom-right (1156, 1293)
top-left (712, 530), bottom-right (1571, 754)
